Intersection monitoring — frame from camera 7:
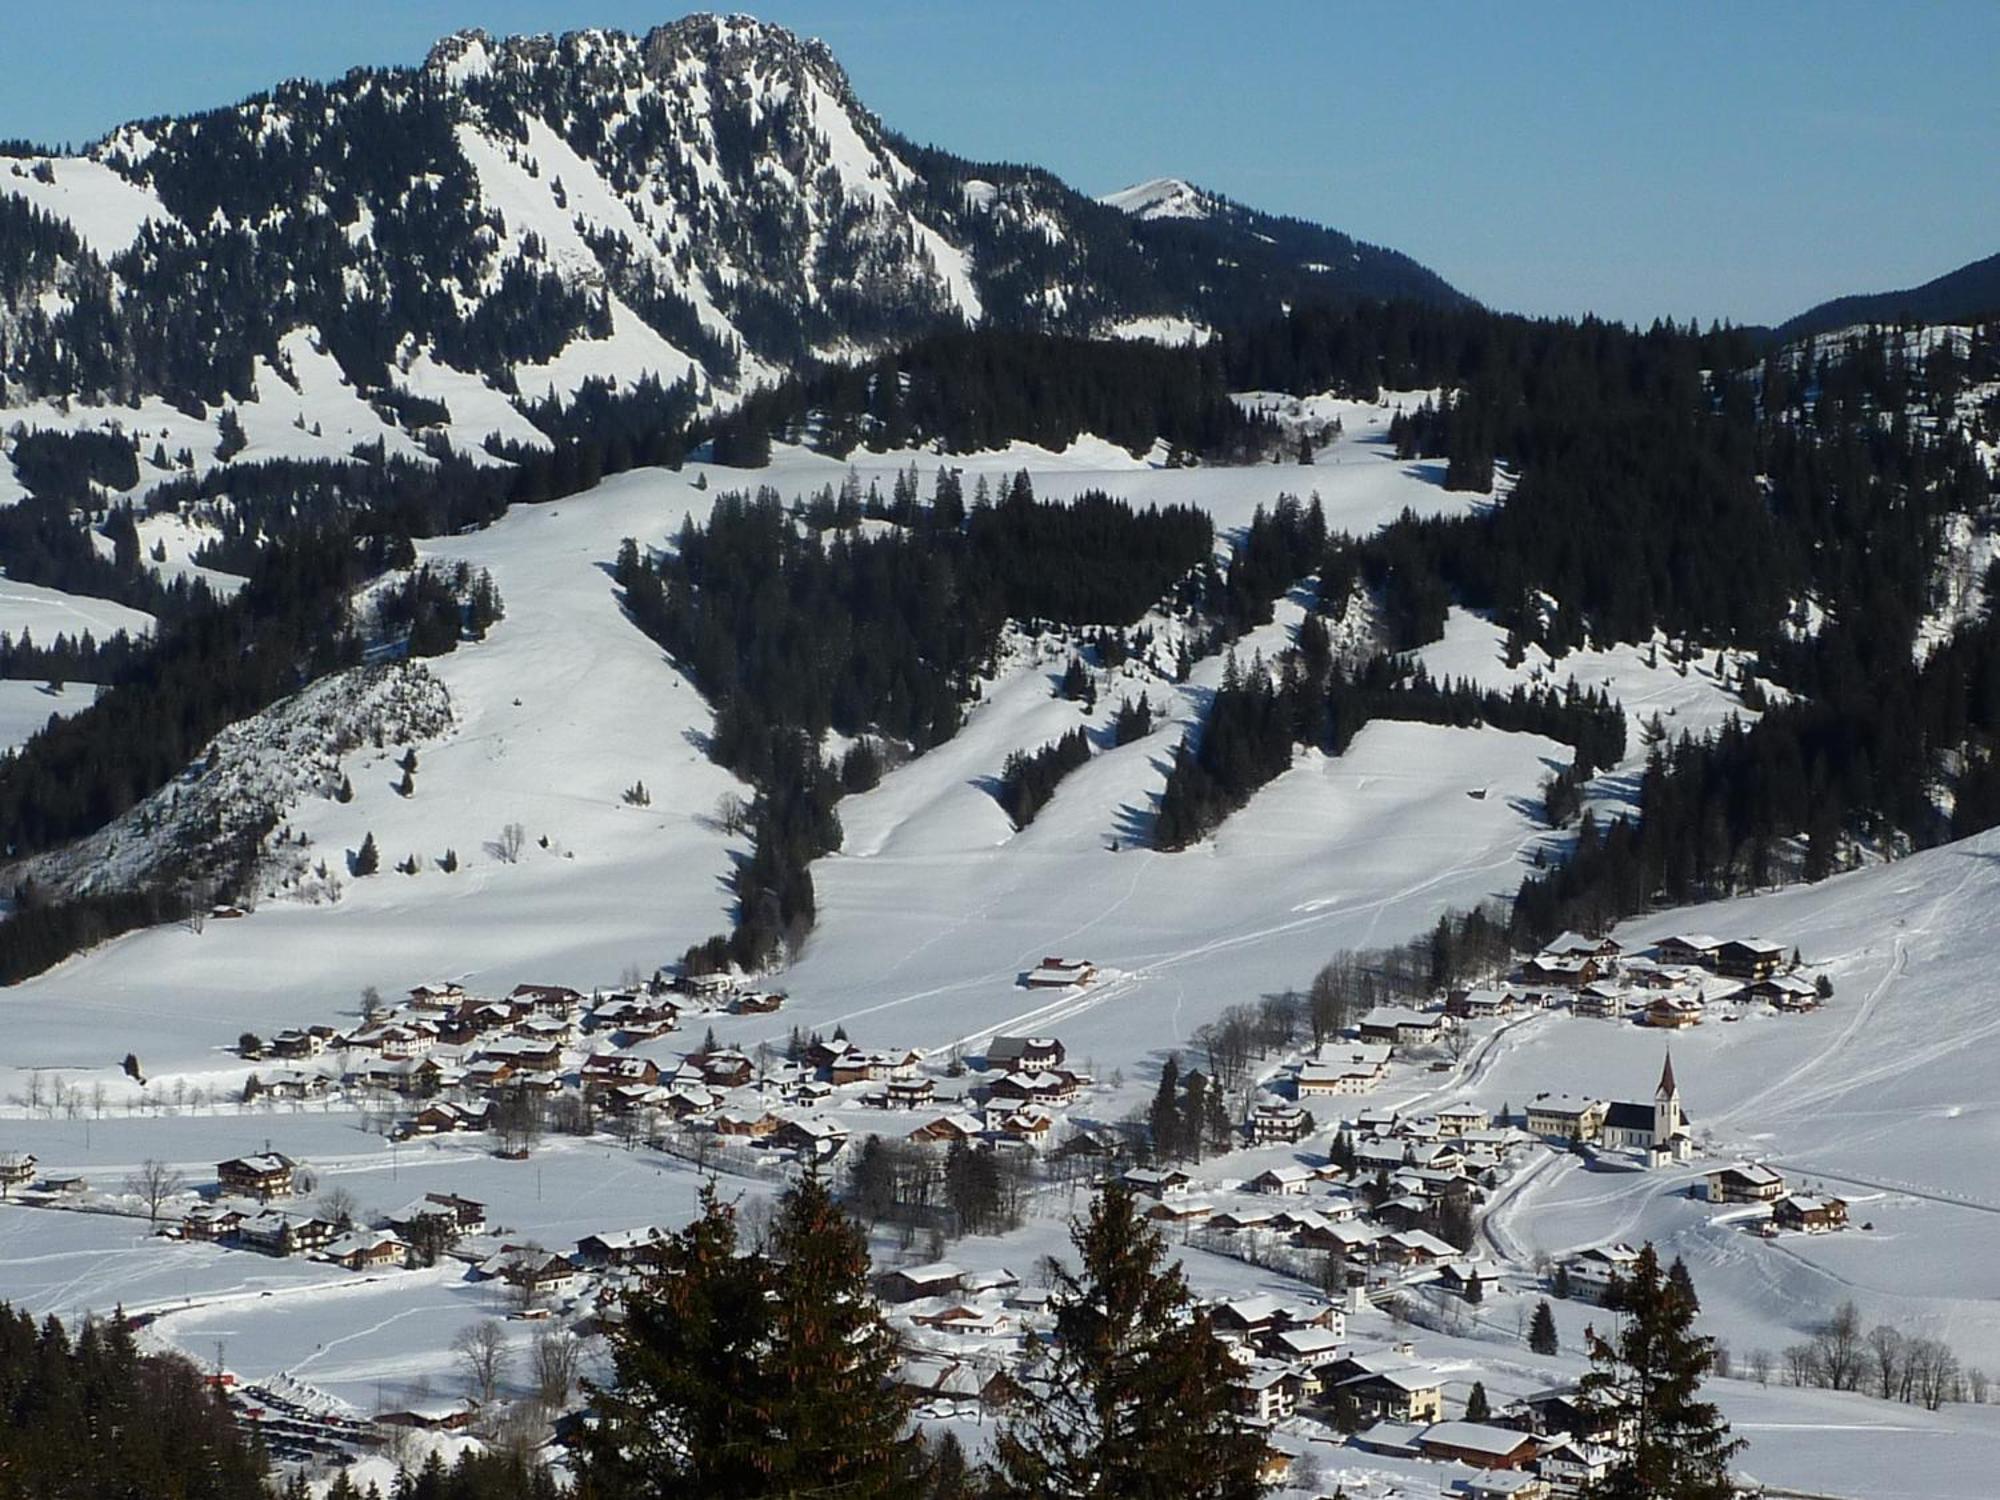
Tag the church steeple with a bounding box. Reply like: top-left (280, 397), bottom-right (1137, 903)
top-left (1654, 1047), bottom-right (1681, 1149)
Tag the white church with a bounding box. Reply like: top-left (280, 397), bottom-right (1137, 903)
top-left (1599, 1050), bottom-right (1694, 1167)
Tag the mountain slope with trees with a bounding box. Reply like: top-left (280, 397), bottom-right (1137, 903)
top-left (1777, 249), bottom-right (2000, 342)
top-left (0, 14), bottom-right (1466, 423)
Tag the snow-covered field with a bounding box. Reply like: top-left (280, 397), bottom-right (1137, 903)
top-left (0, 679), bottom-right (96, 752)
top-left (0, 572), bottom-right (152, 641)
top-left (1, 406), bottom-right (1997, 1493)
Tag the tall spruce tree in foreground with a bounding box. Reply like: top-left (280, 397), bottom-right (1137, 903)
top-left (1578, 1242), bottom-right (1742, 1500)
top-left (760, 1170), bottom-right (920, 1498)
top-left (578, 1176), bottom-right (920, 1499)
top-left (991, 1185), bottom-right (1267, 1500)
top-left (577, 1182), bottom-right (770, 1497)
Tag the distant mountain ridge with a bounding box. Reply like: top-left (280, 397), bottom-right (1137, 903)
top-left (1778, 249), bottom-right (2000, 340)
top-left (0, 14), bottom-right (1466, 422)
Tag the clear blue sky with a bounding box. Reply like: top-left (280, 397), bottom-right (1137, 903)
top-left (8, 1), bottom-right (1996, 327)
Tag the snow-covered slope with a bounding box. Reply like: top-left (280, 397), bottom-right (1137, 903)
top-left (0, 397), bottom-right (1492, 1076)
top-left (1100, 177), bottom-right (1213, 221)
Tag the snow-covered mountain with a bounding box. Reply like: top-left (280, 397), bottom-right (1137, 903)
top-left (1100, 176), bottom-right (1214, 221)
top-left (0, 14), bottom-right (1464, 423)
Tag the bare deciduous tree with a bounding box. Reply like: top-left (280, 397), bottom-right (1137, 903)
top-left (453, 1319), bottom-right (509, 1406)
top-left (713, 792), bottom-right (750, 835)
top-left (125, 1159), bottom-right (186, 1225)
top-left (531, 1327), bottom-right (581, 1409)
top-left (317, 1186), bottom-right (359, 1231)
top-left (496, 822), bottom-right (527, 863)
top-left (1813, 1300), bottom-right (1866, 1391)
top-left (1868, 1323), bottom-right (1905, 1399)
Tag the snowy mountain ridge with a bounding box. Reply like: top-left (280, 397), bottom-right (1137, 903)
top-left (1100, 176), bottom-right (1213, 221)
top-left (0, 13), bottom-right (1464, 437)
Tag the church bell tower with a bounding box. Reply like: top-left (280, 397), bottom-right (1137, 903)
top-left (1654, 1048), bottom-right (1681, 1146)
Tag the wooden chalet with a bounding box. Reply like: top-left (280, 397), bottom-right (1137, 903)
top-left (1564, 1243), bottom-right (1642, 1301)
top-left (1120, 1166), bottom-right (1192, 1197)
top-left (1357, 1006), bottom-right (1445, 1047)
top-left (477, 1038), bottom-right (563, 1073)
top-left (1572, 981), bottom-right (1628, 1020)
top-left (1654, 933), bottom-right (1724, 967)
top-left (581, 1053), bottom-right (662, 1091)
top-left (1750, 972), bottom-right (1821, 1010)
top-left (577, 1227), bottom-right (668, 1268)
top-left (1773, 1194), bottom-right (1848, 1232)
top-left (1338, 1365), bottom-right (1445, 1424)
top-left (1446, 986), bottom-right (1516, 1020)
top-left (909, 1111), bottom-right (985, 1145)
top-left (997, 1106), bottom-right (1056, 1143)
top-left (1518, 954), bottom-right (1598, 989)
top-left (322, 1230), bottom-right (408, 1271)
top-left (1706, 1162), bottom-right (1786, 1204)
top-left (879, 1261), bottom-right (965, 1303)
top-left (986, 1069), bottom-right (1080, 1106)
top-left (772, 1116), bottom-right (848, 1156)
top-left (268, 1029), bottom-right (325, 1060)
top-left (1249, 1101), bottom-right (1313, 1144)
top-left (482, 1247), bottom-right (579, 1300)
top-left (217, 1153), bottom-right (296, 1201)
top-left (1022, 956), bottom-right (1096, 989)
top-left (1715, 938), bottom-right (1787, 980)
top-left (699, 1051), bottom-right (755, 1088)
top-left (985, 1035), bottom-right (1066, 1071)
top-left (1434, 1102), bottom-right (1489, 1137)
top-left (881, 1077), bottom-right (938, 1109)
top-left (1251, 1165), bottom-right (1315, 1195)
top-left (180, 1204), bottom-right (244, 1241)
top-left (1541, 931), bottom-right (1622, 962)
top-left (1645, 994), bottom-right (1704, 1029)
top-left (1416, 1420), bottom-right (1541, 1470)
top-left (238, 1211), bottom-right (336, 1257)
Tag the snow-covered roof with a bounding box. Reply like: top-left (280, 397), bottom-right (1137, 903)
top-left (1420, 1420), bottom-right (1536, 1455)
top-left (889, 1261), bottom-right (965, 1285)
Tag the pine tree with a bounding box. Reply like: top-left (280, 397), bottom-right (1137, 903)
top-left (1149, 1054), bottom-right (1182, 1162)
top-left (1204, 1084), bottom-right (1234, 1157)
top-left (990, 1185), bottom-right (1268, 1500)
top-left (1578, 1243), bottom-right (1743, 1500)
top-left (579, 1176), bottom-right (920, 1500)
top-left (1529, 1298), bottom-right (1560, 1356)
top-left (353, 832), bottom-right (378, 876)
top-left (1465, 1380), bottom-right (1491, 1422)
top-left (1667, 1255), bottom-right (1701, 1313)
top-left (759, 1171), bottom-right (921, 1497)
top-left (579, 1183), bottom-right (774, 1498)
top-left (1179, 1072), bottom-right (1209, 1165)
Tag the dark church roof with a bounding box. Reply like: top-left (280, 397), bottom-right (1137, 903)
top-left (1603, 1101), bottom-right (1654, 1131)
